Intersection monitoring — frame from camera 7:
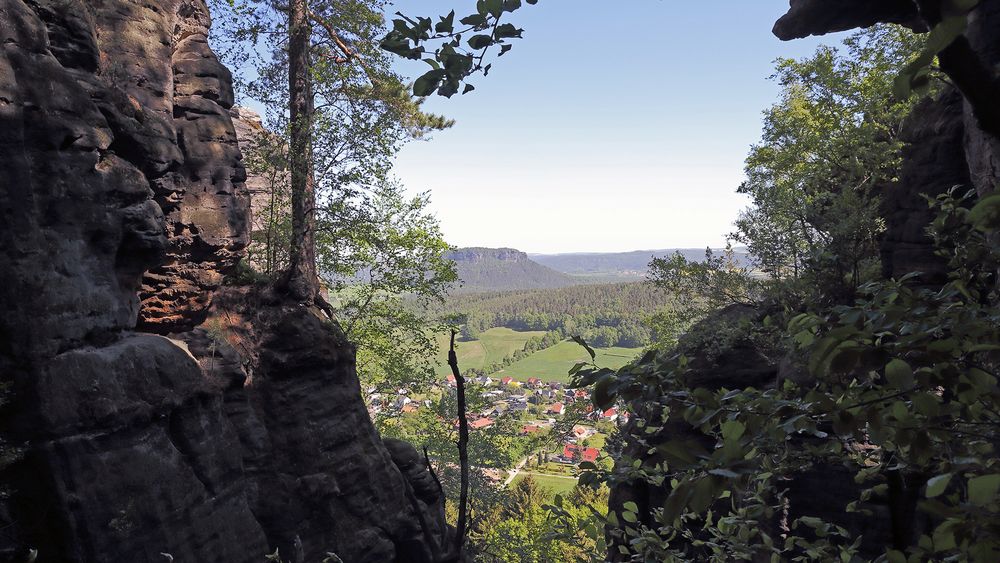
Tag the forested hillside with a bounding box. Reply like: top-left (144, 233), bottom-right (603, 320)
top-left (441, 281), bottom-right (670, 347)
top-left (531, 248), bottom-right (751, 278)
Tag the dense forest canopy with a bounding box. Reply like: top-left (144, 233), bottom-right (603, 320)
top-left (438, 282), bottom-right (670, 348)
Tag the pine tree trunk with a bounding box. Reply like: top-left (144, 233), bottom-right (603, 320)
top-left (284, 0), bottom-right (319, 301)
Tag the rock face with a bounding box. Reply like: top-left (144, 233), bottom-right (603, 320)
top-left (0, 1), bottom-right (449, 561)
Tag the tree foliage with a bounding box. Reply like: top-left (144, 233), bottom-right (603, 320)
top-left (732, 26), bottom-right (925, 293)
top-left (381, 0), bottom-right (539, 97)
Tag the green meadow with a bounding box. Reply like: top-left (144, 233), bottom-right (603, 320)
top-left (500, 341), bottom-right (641, 383)
top-left (434, 327), bottom-right (546, 377)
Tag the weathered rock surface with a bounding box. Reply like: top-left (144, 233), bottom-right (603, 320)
top-left (0, 1), bottom-right (449, 561)
top-left (176, 288), bottom-right (449, 563)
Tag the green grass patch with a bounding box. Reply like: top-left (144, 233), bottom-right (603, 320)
top-left (584, 432), bottom-right (607, 451)
top-left (501, 341), bottom-right (642, 383)
top-left (512, 472), bottom-right (578, 496)
top-left (434, 327), bottom-right (546, 377)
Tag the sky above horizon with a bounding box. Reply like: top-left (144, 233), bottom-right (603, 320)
top-left (388, 1), bottom-right (847, 253)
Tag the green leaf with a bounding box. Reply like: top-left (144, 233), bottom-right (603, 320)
top-left (968, 194), bottom-right (1000, 232)
top-left (621, 510), bottom-right (637, 523)
top-left (968, 474), bottom-right (1000, 506)
top-left (434, 11), bottom-right (455, 33)
top-left (885, 359), bottom-right (914, 389)
top-left (592, 374), bottom-right (616, 411)
top-left (623, 501), bottom-right (639, 513)
top-left (494, 23), bottom-right (522, 39)
top-left (721, 420), bottom-right (746, 442)
top-left (412, 69), bottom-right (445, 96)
top-left (926, 473), bottom-right (953, 498)
top-left (467, 34), bottom-right (492, 50)
top-left (709, 468), bottom-right (740, 478)
top-left (571, 336), bottom-right (596, 361)
top-left (459, 13), bottom-right (487, 26)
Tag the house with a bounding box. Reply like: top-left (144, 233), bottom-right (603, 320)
top-left (445, 373), bottom-right (456, 387)
top-left (470, 418), bottom-right (495, 430)
top-left (575, 389), bottom-right (589, 399)
top-left (547, 402), bottom-right (565, 415)
top-left (572, 425), bottom-right (595, 439)
top-left (401, 403), bottom-right (419, 414)
top-left (526, 377), bottom-right (541, 387)
top-left (562, 444), bottom-right (599, 464)
top-left (500, 376), bottom-right (514, 386)
top-left (509, 402), bottom-right (528, 413)
top-left (475, 375), bottom-right (493, 386)
top-left (521, 424), bottom-right (541, 435)
top-left (393, 397), bottom-right (411, 410)
top-left (601, 408), bottom-right (619, 421)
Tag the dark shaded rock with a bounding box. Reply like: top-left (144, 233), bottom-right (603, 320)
top-left (137, 0), bottom-right (249, 332)
top-left (1, 1), bottom-right (449, 561)
top-left (4, 335), bottom-right (269, 563)
top-left (880, 89), bottom-right (971, 284)
top-left (0, 0), bottom-right (166, 364)
top-left (178, 288), bottom-right (449, 563)
top-left (773, 0), bottom-right (924, 40)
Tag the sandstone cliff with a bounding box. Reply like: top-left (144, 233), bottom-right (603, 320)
top-left (0, 1), bottom-right (449, 561)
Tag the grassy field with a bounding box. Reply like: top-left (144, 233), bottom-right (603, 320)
top-left (500, 341), bottom-right (642, 383)
top-left (511, 472), bottom-right (578, 496)
top-left (433, 327), bottom-right (546, 377)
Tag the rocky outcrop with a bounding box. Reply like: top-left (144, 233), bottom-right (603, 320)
top-left (0, 1), bottom-right (449, 561)
top-left (880, 89), bottom-right (972, 283)
top-left (772, 0), bottom-right (924, 40)
top-left (176, 288), bottom-right (449, 562)
top-left (136, 0), bottom-right (250, 332)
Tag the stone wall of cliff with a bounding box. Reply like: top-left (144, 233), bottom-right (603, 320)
top-left (0, 1), bottom-right (448, 561)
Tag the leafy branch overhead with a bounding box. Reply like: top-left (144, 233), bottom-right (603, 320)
top-left (381, 0), bottom-right (538, 97)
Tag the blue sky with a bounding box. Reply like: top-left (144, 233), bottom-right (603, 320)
top-left (388, 0), bottom-right (846, 253)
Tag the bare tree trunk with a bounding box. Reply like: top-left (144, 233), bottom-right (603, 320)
top-left (448, 330), bottom-right (469, 558)
top-left (284, 0), bottom-right (319, 302)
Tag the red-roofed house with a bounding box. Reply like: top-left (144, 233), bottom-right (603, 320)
top-left (562, 444), bottom-right (599, 464)
top-left (500, 376), bottom-right (514, 386)
top-left (547, 402), bottom-right (565, 415)
top-left (401, 403), bottom-right (419, 414)
top-left (521, 424), bottom-right (541, 435)
top-left (602, 408), bottom-right (619, 421)
top-left (470, 418), bottom-right (495, 430)
top-left (526, 377), bottom-right (541, 387)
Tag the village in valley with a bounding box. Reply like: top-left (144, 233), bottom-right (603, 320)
top-left (368, 370), bottom-right (628, 491)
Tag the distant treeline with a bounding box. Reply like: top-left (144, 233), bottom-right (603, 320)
top-left (442, 282), bottom-right (671, 348)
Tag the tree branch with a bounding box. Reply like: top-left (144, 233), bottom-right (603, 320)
top-left (447, 329), bottom-right (469, 558)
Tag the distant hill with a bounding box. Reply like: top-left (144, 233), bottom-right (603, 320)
top-left (446, 247), bottom-right (577, 292)
top-left (530, 248), bottom-right (751, 279)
